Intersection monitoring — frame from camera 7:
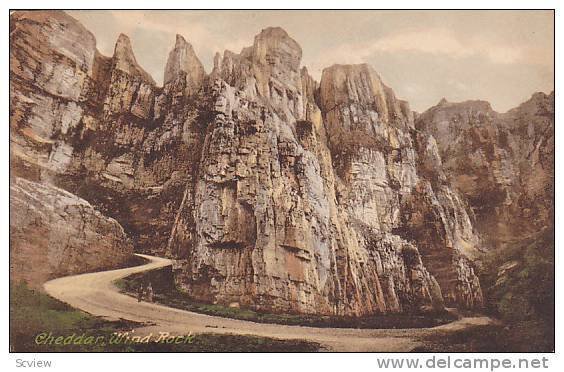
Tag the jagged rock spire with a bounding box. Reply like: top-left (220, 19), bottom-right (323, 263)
top-left (319, 63), bottom-right (401, 125)
top-left (210, 52), bottom-right (222, 77)
top-left (252, 27), bottom-right (302, 70)
top-left (112, 33), bottom-right (155, 84)
top-left (163, 34), bottom-right (205, 94)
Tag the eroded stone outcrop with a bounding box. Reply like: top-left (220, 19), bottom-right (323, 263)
top-left (9, 177), bottom-right (134, 287)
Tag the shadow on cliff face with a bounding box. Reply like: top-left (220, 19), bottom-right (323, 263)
top-left (481, 228), bottom-right (554, 321)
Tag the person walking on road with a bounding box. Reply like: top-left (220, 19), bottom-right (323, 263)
top-left (146, 282), bottom-right (154, 303)
top-left (137, 284), bottom-right (144, 302)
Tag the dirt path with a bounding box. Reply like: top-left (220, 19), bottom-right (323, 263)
top-left (44, 254), bottom-right (493, 352)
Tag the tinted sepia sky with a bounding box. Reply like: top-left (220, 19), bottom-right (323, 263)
top-left (69, 10), bottom-right (554, 112)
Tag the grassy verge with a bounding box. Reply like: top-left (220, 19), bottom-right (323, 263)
top-left (116, 266), bottom-right (458, 329)
top-left (9, 281), bottom-right (320, 352)
top-left (412, 321), bottom-right (554, 352)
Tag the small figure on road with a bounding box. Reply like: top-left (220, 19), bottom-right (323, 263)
top-left (137, 284), bottom-right (144, 302)
top-left (146, 282), bottom-right (154, 303)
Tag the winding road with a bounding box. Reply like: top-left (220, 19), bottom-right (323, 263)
top-left (44, 254), bottom-right (493, 352)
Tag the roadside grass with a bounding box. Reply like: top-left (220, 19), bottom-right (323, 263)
top-left (412, 321), bottom-right (554, 352)
top-left (116, 266), bottom-right (458, 329)
top-left (9, 281), bottom-right (320, 352)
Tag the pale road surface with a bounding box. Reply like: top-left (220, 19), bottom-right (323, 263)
top-left (44, 254), bottom-right (493, 352)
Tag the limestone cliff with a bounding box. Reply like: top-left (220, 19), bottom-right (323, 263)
top-left (167, 29), bottom-right (482, 314)
top-left (10, 11), bottom-right (553, 316)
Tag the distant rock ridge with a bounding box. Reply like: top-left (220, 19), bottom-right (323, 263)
top-left (9, 10), bottom-right (553, 316)
top-left (416, 91), bottom-right (554, 250)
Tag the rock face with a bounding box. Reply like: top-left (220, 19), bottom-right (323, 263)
top-left (415, 93), bottom-right (554, 250)
top-left (9, 177), bottom-right (133, 287)
top-left (10, 11), bottom-right (552, 316)
top-left (10, 10), bottom-right (204, 254)
top-left (168, 30), bottom-right (482, 314)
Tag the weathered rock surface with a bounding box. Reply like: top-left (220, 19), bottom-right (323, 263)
top-left (415, 93), bottom-right (554, 250)
top-left (10, 11), bottom-right (552, 316)
top-left (10, 10), bottom-right (203, 254)
top-left (164, 34), bottom-right (205, 95)
top-left (168, 30), bottom-right (482, 314)
top-left (318, 64), bottom-right (483, 310)
top-left (9, 177), bottom-right (134, 287)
